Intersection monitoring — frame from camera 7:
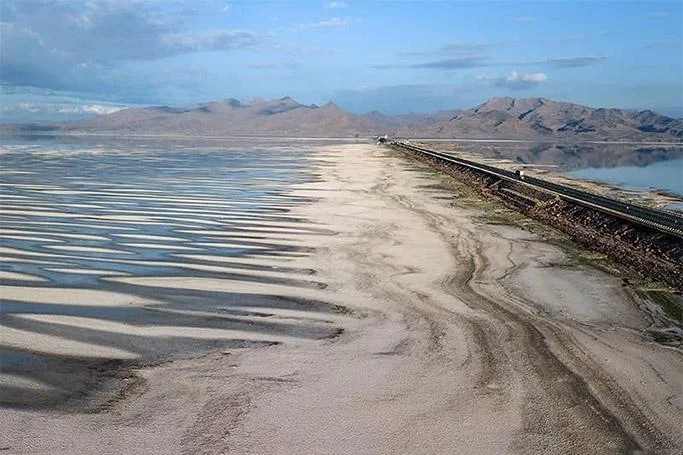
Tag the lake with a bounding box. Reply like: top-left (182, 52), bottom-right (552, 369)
top-left (0, 137), bottom-right (342, 410)
top-left (567, 158), bottom-right (683, 198)
top-left (436, 140), bottom-right (683, 202)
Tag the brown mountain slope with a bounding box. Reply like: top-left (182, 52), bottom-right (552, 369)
top-left (2, 96), bottom-right (681, 141)
top-left (419, 97), bottom-right (683, 141)
top-left (57, 97), bottom-right (376, 137)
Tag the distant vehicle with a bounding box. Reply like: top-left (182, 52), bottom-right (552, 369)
top-left (515, 169), bottom-right (526, 180)
top-left (376, 135), bottom-right (389, 144)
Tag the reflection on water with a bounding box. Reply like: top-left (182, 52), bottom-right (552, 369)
top-left (451, 141), bottom-right (682, 172)
top-left (567, 158), bottom-right (683, 198)
top-left (429, 140), bottom-right (683, 203)
top-left (0, 138), bottom-right (344, 410)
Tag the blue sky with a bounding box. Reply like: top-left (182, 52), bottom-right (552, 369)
top-left (1, 0), bottom-right (681, 122)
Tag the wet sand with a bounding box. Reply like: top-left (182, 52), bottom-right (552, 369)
top-left (1, 144), bottom-right (682, 454)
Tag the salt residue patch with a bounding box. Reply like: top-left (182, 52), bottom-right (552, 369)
top-left (7, 231), bottom-right (110, 241)
top-left (43, 268), bottom-right (129, 276)
top-left (194, 243), bottom-right (270, 250)
top-left (83, 214), bottom-right (155, 222)
top-left (14, 314), bottom-right (301, 344)
top-left (0, 235), bottom-right (63, 243)
top-left (114, 234), bottom-right (188, 242)
top-left (0, 373), bottom-right (57, 392)
top-left (0, 246), bottom-right (69, 258)
top-left (1, 326), bottom-right (138, 359)
top-left (0, 285), bottom-right (159, 306)
top-left (0, 209), bottom-right (78, 218)
top-left (132, 260), bottom-right (313, 281)
top-left (103, 276), bottom-right (331, 303)
top-left (174, 254), bottom-right (295, 264)
top-left (10, 221), bottom-right (136, 231)
top-left (0, 271), bottom-right (48, 282)
top-left (120, 243), bottom-right (200, 250)
top-left (45, 245), bottom-right (134, 254)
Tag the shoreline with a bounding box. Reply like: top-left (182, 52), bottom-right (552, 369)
top-left (1, 130), bottom-right (682, 146)
top-left (412, 140), bottom-right (683, 212)
top-left (1, 143), bottom-right (681, 453)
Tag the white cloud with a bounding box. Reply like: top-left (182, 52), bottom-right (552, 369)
top-left (507, 71), bottom-right (547, 83)
top-left (15, 103), bottom-right (41, 113)
top-left (325, 2), bottom-right (348, 9)
top-left (162, 29), bottom-right (262, 52)
top-left (3, 102), bottom-right (126, 115)
top-left (0, 1), bottom-right (265, 97)
top-left (546, 56), bottom-right (607, 68)
top-left (300, 17), bottom-right (352, 30)
top-left (220, 4), bottom-right (231, 14)
top-left (477, 71), bottom-right (547, 90)
top-left (64, 104), bottom-right (127, 115)
top-left (512, 16), bottom-right (535, 23)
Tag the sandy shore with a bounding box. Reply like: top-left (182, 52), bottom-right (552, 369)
top-left (1, 144), bottom-right (681, 454)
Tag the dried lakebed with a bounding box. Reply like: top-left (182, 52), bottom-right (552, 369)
top-left (0, 142), bottom-right (681, 454)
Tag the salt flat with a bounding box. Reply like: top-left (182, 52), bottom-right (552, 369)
top-left (0, 142), bottom-right (681, 454)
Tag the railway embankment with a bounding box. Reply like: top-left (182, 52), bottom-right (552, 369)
top-left (390, 142), bottom-right (683, 294)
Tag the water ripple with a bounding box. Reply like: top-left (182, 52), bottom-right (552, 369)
top-left (0, 140), bottom-right (344, 410)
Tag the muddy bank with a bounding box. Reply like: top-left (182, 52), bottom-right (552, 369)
top-left (1, 144), bottom-right (681, 454)
top-left (392, 143), bottom-right (683, 292)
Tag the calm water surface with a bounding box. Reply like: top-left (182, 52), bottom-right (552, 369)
top-left (0, 137), bottom-right (342, 410)
top-left (567, 158), bottom-right (683, 198)
top-left (0, 138), bottom-right (318, 286)
top-left (448, 140), bottom-right (683, 201)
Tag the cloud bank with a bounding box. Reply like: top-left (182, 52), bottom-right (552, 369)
top-left (0, 1), bottom-right (264, 99)
top-left (546, 56), bottom-right (607, 68)
top-left (299, 17), bottom-right (354, 30)
top-left (410, 57), bottom-right (492, 69)
top-left (477, 71), bottom-right (548, 90)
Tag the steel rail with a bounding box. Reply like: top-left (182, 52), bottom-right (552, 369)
top-left (391, 141), bottom-right (683, 238)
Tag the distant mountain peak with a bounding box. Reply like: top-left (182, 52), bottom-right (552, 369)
top-left (485, 96), bottom-right (515, 103)
top-left (275, 96), bottom-right (303, 108)
top-left (4, 95), bottom-right (679, 142)
top-left (247, 97), bottom-right (267, 106)
top-left (224, 98), bottom-right (242, 108)
top-left (255, 96), bottom-right (305, 116)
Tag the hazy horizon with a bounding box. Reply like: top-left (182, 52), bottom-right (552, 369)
top-left (5, 93), bottom-right (683, 125)
top-left (1, 1), bottom-right (682, 123)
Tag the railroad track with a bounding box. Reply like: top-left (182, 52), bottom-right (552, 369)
top-left (391, 141), bottom-right (683, 239)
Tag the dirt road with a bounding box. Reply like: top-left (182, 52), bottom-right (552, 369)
top-left (2, 144), bottom-right (681, 454)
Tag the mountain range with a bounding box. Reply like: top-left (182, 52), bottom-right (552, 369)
top-left (3, 96), bottom-right (682, 142)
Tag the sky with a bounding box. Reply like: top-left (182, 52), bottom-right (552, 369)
top-left (1, 0), bottom-right (682, 123)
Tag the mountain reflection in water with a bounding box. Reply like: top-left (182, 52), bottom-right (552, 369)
top-left (450, 141), bottom-right (682, 172)
top-left (568, 158), bottom-right (683, 198)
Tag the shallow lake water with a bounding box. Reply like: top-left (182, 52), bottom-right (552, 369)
top-left (0, 137), bottom-right (343, 409)
top-left (567, 158), bottom-right (683, 198)
top-left (439, 140), bottom-right (683, 204)
top-left (0, 138), bottom-right (320, 283)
